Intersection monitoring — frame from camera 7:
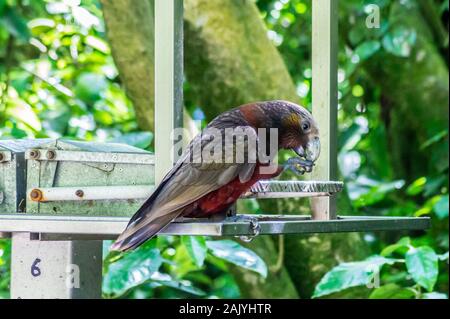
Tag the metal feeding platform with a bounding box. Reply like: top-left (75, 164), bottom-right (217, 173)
top-left (0, 181), bottom-right (430, 241)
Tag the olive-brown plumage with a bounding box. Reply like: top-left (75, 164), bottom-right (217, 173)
top-left (111, 100), bottom-right (320, 251)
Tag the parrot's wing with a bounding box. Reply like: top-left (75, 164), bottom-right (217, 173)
top-left (111, 126), bottom-right (258, 251)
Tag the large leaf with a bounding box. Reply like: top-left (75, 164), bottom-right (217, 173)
top-left (381, 237), bottom-right (411, 256)
top-left (313, 256), bottom-right (400, 298)
top-left (148, 272), bottom-right (206, 296)
top-left (182, 236), bottom-right (207, 267)
top-left (206, 240), bottom-right (267, 278)
top-left (369, 284), bottom-right (415, 299)
top-left (405, 246), bottom-right (439, 292)
top-left (103, 242), bottom-right (163, 296)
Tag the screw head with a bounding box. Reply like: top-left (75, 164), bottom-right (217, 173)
top-left (75, 190), bottom-right (84, 198)
top-left (46, 150), bottom-right (56, 160)
top-left (29, 150), bottom-right (41, 159)
top-left (30, 189), bottom-right (43, 201)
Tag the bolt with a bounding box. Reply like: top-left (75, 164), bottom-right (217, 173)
top-left (30, 189), bottom-right (43, 202)
top-left (29, 150), bottom-right (41, 159)
top-left (75, 190), bottom-right (84, 198)
top-left (46, 150), bottom-right (56, 160)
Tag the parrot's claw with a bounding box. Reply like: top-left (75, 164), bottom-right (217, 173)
top-left (284, 156), bottom-right (314, 175)
top-left (228, 215), bottom-right (261, 242)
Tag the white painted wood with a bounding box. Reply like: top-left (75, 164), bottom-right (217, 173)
top-left (11, 233), bottom-right (102, 299)
top-left (311, 0), bottom-right (339, 220)
top-left (154, 0), bottom-right (184, 184)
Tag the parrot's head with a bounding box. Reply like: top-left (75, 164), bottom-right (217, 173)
top-left (260, 100), bottom-right (321, 164)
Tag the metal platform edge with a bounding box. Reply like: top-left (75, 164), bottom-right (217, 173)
top-left (0, 214), bottom-right (431, 241)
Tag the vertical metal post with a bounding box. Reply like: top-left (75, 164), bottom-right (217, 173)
top-left (311, 0), bottom-right (338, 220)
top-left (11, 233), bottom-right (102, 299)
top-left (155, 0), bottom-right (184, 184)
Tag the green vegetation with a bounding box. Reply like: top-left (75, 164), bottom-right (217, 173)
top-left (1, 0), bottom-right (448, 299)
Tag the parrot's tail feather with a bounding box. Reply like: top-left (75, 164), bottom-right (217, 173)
top-left (111, 211), bottom-right (182, 252)
top-left (126, 163), bottom-right (182, 228)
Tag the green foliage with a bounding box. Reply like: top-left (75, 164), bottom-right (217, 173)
top-left (313, 256), bottom-right (400, 298)
top-left (0, 239), bottom-right (10, 299)
top-left (206, 240), bottom-right (268, 278)
top-left (0, 0), bottom-right (448, 299)
top-left (313, 238), bottom-right (448, 299)
top-left (101, 237), bottom-right (266, 298)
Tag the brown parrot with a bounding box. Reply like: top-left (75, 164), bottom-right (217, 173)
top-left (111, 100), bottom-right (320, 251)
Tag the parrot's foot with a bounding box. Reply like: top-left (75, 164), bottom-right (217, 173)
top-left (228, 215), bottom-right (261, 242)
top-left (284, 156), bottom-right (314, 175)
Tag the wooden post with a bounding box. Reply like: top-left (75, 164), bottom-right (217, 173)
top-left (311, 0), bottom-right (338, 220)
top-left (154, 0), bottom-right (184, 184)
top-left (10, 233), bottom-right (102, 299)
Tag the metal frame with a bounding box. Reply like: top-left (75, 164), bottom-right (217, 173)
top-left (0, 214), bottom-right (431, 240)
top-left (311, 0), bottom-right (339, 220)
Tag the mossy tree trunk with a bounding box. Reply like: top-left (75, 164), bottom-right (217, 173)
top-left (100, 0), bottom-right (155, 132)
top-left (353, 1), bottom-right (449, 181)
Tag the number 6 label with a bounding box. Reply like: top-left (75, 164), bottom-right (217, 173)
top-left (31, 258), bottom-right (41, 277)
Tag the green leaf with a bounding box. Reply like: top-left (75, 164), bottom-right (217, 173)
top-left (369, 284), bottom-right (415, 299)
top-left (0, 0), bottom-right (6, 15)
top-left (148, 272), bottom-right (206, 296)
top-left (355, 41), bottom-right (381, 61)
top-left (111, 132), bottom-right (154, 149)
top-left (102, 242), bottom-right (163, 296)
top-left (438, 252), bottom-right (449, 261)
top-left (0, 7), bottom-right (30, 41)
top-left (406, 177), bottom-right (427, 196)
top-left (382, 26), bottom-right (417, 57)
top-left (74, 73), bottom-right (108, 104)
top-left (313, 256), bottom-right (400, 298)
top-left (206, 240), bottom-right (267, 278)
top-left (420, 130), bottom-right (448, 150)
top-left (6, 99), bottom-right (42, 131)
top-left (381, 237), bottom-right (411, 256)
top-left (182, 236), bottom-right (207, 267)
top-left (405, 246), bottom-right (439, 292)
top-left (421, 292), bottom-right (448, 299)
top-left (85, 35), bottom-right (110, 54)
top-left (433, 195), bottom-right (449, 220)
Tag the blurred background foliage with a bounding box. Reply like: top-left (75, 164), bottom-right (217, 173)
top-left (0, 0), bottom-right (448, 299)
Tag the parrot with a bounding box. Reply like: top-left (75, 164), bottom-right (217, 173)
top-left (111, 100), bottom-right (320, 252)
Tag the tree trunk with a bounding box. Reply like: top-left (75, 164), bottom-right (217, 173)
top-left (365, 2), bottom-right (449, 180)
top-left (100, 0), bottom-right (155, 132)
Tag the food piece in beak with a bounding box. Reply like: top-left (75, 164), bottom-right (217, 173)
top-left (293, 137), bottom-right (321, 163)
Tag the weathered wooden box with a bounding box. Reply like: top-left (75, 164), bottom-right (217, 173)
top-left (25, 140), bottom-right (154, 217)
top-left (0, 140), bottom-right (52, 214)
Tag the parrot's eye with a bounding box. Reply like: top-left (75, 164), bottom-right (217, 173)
top-left (301, 121), bottom-right (311, 133)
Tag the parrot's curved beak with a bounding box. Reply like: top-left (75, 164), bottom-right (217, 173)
top-left (293, 137), bottom-right (321, 163)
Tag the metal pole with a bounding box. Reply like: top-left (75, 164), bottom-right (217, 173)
top-left (311, 0), bottom-right (338, 220)
top-left (155, 0), bottom-right (184, 184)
top-left (11, 233), bottom-right (102, 299)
